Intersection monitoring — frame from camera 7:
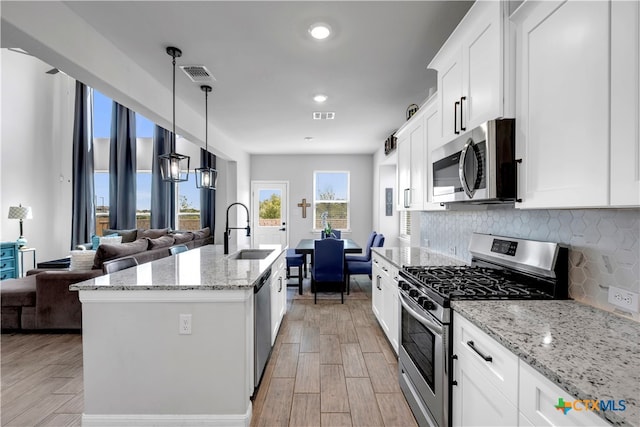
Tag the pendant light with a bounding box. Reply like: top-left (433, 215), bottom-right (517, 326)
top-left (159, 46), bottom-right (190, 182)
top-left (195, 85), bottom-right (217, 190)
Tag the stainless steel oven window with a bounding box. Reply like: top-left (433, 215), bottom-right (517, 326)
top-left (402, 306), bottom-right (436, 391)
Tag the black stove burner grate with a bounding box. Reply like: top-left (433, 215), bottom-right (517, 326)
top-left (401, 265), bottom-right (555, 301)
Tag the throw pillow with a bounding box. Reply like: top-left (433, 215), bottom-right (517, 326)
top-left (173, 232), bottom-right (194, 244)
top-left (92, 238), bottom-right (148, 270)
top-left (104, 228), bottom-right (138, 243)
top-left (137, 228), bottom-right (170, 239)
top-left (100, 235), bottom-right (123, 245)
top-left (91, 233), bottom-right (118, 249)
top-left (192, 227), bottom-right (211, 240)
top-left (147, 235), bottom-right (175, 249)
top-left (70, 250), bottom-right (97, 271)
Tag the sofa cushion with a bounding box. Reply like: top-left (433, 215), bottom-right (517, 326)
top-left (1, 275), bottom-right (37, 307)
top-left (93, 238), bottom-right (148, 270)
top-left (104, 228), bottom-right (138, 243)
top-left (137, 228), bottom-right (170, 239)
top-left (173, 232), bottom-right (194, 244)
top-left (70, 250), bottom-right (97, 271)
top-left (192, 227), bottom-right (211, 240)
top-left (147, 235), bottom-right (175, 249)
top-left (92, 233), bottom-right (118, 249)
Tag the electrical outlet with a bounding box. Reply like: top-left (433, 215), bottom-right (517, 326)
top-left (179, 314), bottom-right (192, 335)
top-left (449, 246), bottom-right (457, 255)
top-left (608, 286), bottom-right (639, 313)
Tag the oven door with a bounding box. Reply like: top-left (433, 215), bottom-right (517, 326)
top-left (398, 292), bottom-right (449, 427)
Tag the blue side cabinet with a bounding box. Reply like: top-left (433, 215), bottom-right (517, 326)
top-left (1, 242), bottom-right (19, 280)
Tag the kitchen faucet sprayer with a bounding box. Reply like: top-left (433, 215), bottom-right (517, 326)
top-left (224, 202), bottom-right (251, 254)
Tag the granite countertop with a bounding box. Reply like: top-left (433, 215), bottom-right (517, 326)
top-left (70, 244), bottom-right (284, 291)
top-left (452, 300), bottom-right (640, 427)
top-left (372, 246), bottom-right (466, 269)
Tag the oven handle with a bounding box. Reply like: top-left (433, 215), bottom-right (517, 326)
top-left (399, 292), bottom-right (443, 336)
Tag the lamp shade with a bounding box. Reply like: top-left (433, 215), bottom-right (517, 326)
top-left (8, 205), bottom-right (32, 220)
top-left (195, 167), bottom-right (218, 189)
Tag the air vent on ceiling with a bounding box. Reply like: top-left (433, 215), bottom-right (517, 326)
top-left (313, 112), bottom-right (336, 120)
top-left (180, 65), bottom-right (216, 83)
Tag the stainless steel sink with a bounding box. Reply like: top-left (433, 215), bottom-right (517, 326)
top-left (227, 249), bottom-right (274, 260)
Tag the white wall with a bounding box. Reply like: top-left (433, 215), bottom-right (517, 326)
top-left (372, 145), bottom-right (400, 247)
top-left (251, 154), bottom-right (373, 249)
top-left (1, 49), bottom-right (75, 264)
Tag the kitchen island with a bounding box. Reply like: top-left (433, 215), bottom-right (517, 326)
top-left (70, 244), bottom-right (284, 427)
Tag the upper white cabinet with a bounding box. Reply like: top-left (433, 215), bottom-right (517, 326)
top-left (396, 103), bottom-right (427, 211)
top-left (429, 1), bottom-right (513, 145)
top-left (396, 95), bottom-right (444, 211)
top-left (512, 0), bottom-right (640, 208)
top-left (611, 0), bottom-right (640, 206)
top-left (512, 0), bottom-right (610, 208)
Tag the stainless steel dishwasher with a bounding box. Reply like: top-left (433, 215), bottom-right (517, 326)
top-left (254, 268), bottom-right (271, 394)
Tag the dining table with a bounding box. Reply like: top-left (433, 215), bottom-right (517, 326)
top-left (295, 238), bottom-right (362, 278)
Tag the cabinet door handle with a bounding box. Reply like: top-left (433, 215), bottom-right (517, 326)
top-left (451, 354), bottom-right (458, 386)
top-left (467, 340), bottom-right (493, 362)
top-left (454, 101), bottom-right (460, 135)
top-left (460, 96), bottom-right (466, 131)
top-left (515, 159), bottom-right (523, 203)
top-left (404, 188), bottom-right (411, 208)
top-left (278, 277), bottom-right (283, 292)
top-left (376, 275), bottom-right (382, 290)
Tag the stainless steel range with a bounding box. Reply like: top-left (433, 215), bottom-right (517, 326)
top-left (397, 233), bottom-right (568, 427)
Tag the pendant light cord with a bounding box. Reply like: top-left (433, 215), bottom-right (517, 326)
top-left (172, 53), bottom-right (176, 153)
top-left (205, 89), bottom-right (208, 168)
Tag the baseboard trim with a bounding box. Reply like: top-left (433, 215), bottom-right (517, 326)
top-left (82, 407), bottom-right (252, 427)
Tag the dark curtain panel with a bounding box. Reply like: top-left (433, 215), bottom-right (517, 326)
top-left (71, 81), bottom-right (95, 248)
top-left (108, 102), bottom-right (137, 229)
top-left (151, 125), bottom-right (175, 229)
top-left (200, 148), bottom-right (217, 233)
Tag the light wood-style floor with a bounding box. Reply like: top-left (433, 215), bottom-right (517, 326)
top-left (1, 278), bottom-right (417, 427)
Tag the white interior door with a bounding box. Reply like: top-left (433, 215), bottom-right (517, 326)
top-left (251, 181), bottom-right (289, 247)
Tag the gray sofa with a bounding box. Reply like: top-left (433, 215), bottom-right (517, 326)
top-left (1, 228), bottom-right (212, 331)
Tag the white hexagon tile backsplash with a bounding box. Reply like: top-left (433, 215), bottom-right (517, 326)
top-left (420, 208), bottom-right (640, 322)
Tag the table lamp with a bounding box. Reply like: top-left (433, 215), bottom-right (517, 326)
top-left (8, 204), bottom-right (32, 248)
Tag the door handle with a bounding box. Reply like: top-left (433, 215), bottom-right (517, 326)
top-left (515, 159), bottom-right (523, 203)
top-left (454, 101), bottom-right (459, 134)
top-left (279, 227), bottom-right (286, 231)
top-left (467, 340), bottom-right (493, 362)
top-left (460, 96), bottom-right (466, 131)
top-left (278, 277), bottom-right (283, 292)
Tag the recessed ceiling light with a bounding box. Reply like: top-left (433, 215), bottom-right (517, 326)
top-left (304, 137), bottom-right (314, 142)
top-left (313, 94), bottom-right (328, 103)
top-left (309, 23), bottom-right (332, 40)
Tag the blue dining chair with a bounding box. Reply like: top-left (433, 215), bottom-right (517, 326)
top-left (286, 248), bottom-right (304, 295)
top-left (321, 230), bottom-right (342, 239)
top-left (345, 231), bottom-right (377, 263)
top-left (311, 238), bottom-right (345, 303)
top-left (345, 233), bottom-right (385, 294)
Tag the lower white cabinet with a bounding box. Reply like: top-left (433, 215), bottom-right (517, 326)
top-left (453, 312), bottom-right (611, 427)
top-left (270, 252), bottom-right (286, 345)
top-left (452, 312), bottom-right (518, 426)
top-left (372, 254), bottom-right (399, 354)
top-left (519, 361), bottom-right (609, 427)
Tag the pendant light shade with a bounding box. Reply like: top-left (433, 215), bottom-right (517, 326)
top-left (195, 85), bottom-right (217, 190)
top-left (159, 46), bottom-right (190, 183)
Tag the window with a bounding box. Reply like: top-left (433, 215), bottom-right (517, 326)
top-left (313, 171), bottom-right (350, 230)
top-left (177, 180), bottom-right (201, 231)
top-left (400, 210), bottom-right (411, 239)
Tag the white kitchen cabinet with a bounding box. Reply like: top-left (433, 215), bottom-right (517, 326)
top-left (396, 108), bottom-right (426, 211)
top-left (371, 253), bottom-right (399, 354)
top-left (429, 1), bottom-right (512, 144)
top-left (512, 1), bottom-right (611, 208)
top-left (452, 312), bottom-right (518, 427)
top-left (519, 361), bottom-right (610, 427)
top-left (610, 0), bottom-right (640, 206)
top-left (372, 255), bottom-right (385, 324)
top-left (453, 312), bottom-right (611, 427)
top-left (424, 96), bottom-right (447, 211)
top-left (270, 252), bottom-right (286, 345)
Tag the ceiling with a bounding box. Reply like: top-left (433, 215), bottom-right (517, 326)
top-left (20, 1), bottom-right (474, 156)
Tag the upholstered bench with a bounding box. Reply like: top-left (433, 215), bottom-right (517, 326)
top-left (286, 249), bottom-right (304, 295)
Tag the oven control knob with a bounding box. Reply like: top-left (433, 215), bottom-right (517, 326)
top-left (401, 282), bottom-right (410, 291)
top-left (409, 289), bottom-right (419, 298)
top-left (418, 296), bottom-right (435, 310)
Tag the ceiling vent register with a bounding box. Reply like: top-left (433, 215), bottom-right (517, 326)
top-left (180, 65), bottom-right (216, 83)
top-left (313, 112), bottom-right (336, 120)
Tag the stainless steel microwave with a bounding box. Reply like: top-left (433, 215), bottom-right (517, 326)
top-left (432, 119), bottom-right (516, 204)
